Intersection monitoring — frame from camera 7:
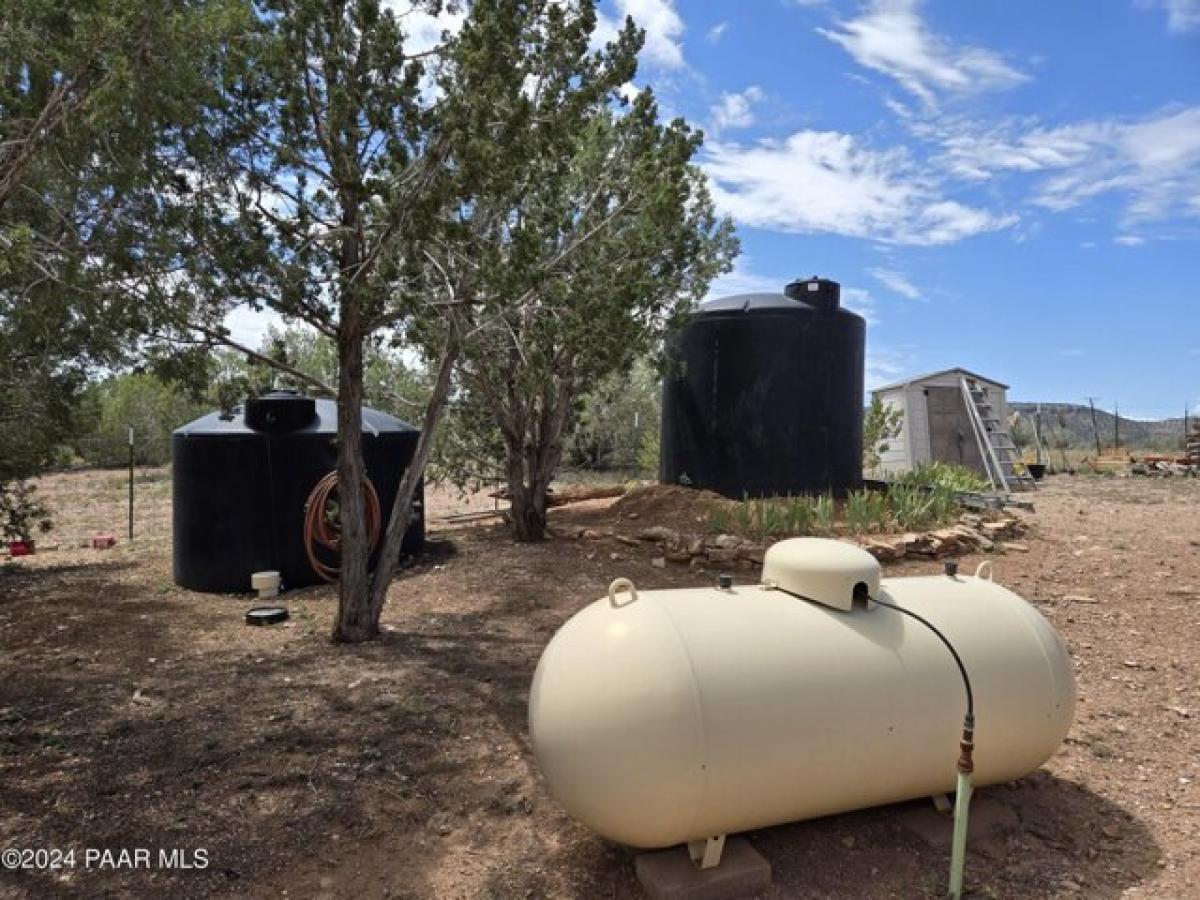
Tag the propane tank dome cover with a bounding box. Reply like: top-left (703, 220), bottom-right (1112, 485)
top-left (762, 538), bottom-right (880, 611)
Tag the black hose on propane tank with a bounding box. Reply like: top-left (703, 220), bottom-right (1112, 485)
top-left (871, 593), bottom-right (977, 898)
top-left (870, 596), bottom-right (974, 720)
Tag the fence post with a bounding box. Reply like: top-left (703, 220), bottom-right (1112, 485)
top-left (128, 426), bottom-right (134, 542)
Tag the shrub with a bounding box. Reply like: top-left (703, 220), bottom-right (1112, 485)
top-left (785, 496), bottom-right (815, 535)
top-left (707, 504), bottom-right (731, 534)
top-left (0, 481), bottom-right (52, 542)
top-left (846, 489), bottom-right (888, 534)
top-left (888, 484), bottom-right (959, 531)
top-left (812, 494), bottom-right (835, 535)
top-left (893, 462), bottom-right (989, 494)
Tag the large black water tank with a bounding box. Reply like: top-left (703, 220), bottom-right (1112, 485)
top-left (173, 391), bottom-right (425, 593)
top-left (659, 277), bottom-right (865, 498)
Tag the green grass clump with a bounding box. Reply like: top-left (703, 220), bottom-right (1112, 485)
top-left (707, 480), bottom-right (964, 540)
top-left (893, 462), bottom-right (989, 493)
top-left (845, 489), bottom-right (888, 534)
top-left (812, 494), bottom-right (835, 535)
top-left (888, 484), bottom-right (958, 531)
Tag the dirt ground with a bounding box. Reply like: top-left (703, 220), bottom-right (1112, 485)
top-left (1, 469), bottom-right (1198, 899)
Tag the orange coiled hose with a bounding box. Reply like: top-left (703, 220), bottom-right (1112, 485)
top-left (302, 471), bottom-right (382, 583)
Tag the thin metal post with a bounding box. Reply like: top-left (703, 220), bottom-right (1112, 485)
top-left (128, 426), bottom-right (134, 542)
top-left (1086, 398), bottom-right (1103, 457)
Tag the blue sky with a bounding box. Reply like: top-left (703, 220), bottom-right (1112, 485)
top-left (599, 0), bottom-right (1200, 417)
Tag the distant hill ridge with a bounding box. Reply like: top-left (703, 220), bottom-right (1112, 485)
top-left (1009, 402), bottom-right (1189, 452)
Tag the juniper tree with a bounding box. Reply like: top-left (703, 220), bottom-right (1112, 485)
top-left (441, 59), bottom-right (737, 540)
top-left (0, 0), bottom-right (246, 534)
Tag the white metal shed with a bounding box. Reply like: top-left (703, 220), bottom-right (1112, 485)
top-left (870, 368), bottom-right (1010, 478)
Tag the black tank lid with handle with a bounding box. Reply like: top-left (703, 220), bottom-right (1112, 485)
top-left (784, 276), bottom-right (840, 311)
top-left (244, 389), bottom-right (318, 433)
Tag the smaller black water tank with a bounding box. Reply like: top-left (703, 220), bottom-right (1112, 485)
top-left (173, 392), bottom-right (424, 593)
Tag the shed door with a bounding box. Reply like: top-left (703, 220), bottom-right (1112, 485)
top-left (925, 386), bottom-right (985, 475)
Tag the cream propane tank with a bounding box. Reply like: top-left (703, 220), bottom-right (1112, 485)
top-left (528, 538), bottom-right (1074, 849)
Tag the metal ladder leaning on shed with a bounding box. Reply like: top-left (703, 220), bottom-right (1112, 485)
top-left (960, 376), bottom-right (1035, 493)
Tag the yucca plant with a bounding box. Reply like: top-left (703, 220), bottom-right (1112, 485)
top-left (812, 494), bottom-right (836, 535)
top-left (707, 504), bottom-right (732, 534)
top-left (845, 489), bottom-right (888, 534)
top-left (787, 496), bottom-right (815, 535)
top-left (731, 498), bottom-right (756, 537)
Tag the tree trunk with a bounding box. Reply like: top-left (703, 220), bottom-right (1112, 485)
top-left (507, 476), bottom-right (548, 541)
top-left (367, 342), bottom-right (458, 622)
top-left (331, 304), bottom-right (374, 643)
top-left (506, 377), bottom-right (574, 542)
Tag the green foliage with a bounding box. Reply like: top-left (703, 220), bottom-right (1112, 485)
top-left (845, 489), bottom-right (888, 534)
top-left (893, 462), bottom-right (989, 493)
top-left (206, 326), bottom-right (431, 421)
top-left (637, 426), bottom-right (661, 477)
top-left (730, 498), bottom-right (755, 536)
top-left (428, 3), bottom-right (737, 539)
top-left (784, 496), bottom-right (816, 535)
top-left (0, 481), bottom-right (52, 542)
top-left (1009, 413), bottom-right (1036, 453)
top-left (863, 395), bottom-right (903, 473)
top-left (887, 484), bottom-right (958, 531)
top-left (709, 483), bottom-right (963, 540)
top-left (565, 359), bottom-right (661, 472)
top-left (73, 373), bottom-right (208, 467)
top-left (1, 0), bottom-right (247, 498)
top-left (812, 494), bottom-right (835, 535)
top-left (707, 504), bottom-right (731, 535)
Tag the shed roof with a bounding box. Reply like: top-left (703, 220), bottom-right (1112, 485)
top-left (872, 367), bottom-right (1009, 393)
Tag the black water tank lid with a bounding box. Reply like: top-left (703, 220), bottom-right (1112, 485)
top-left (174, 398), bottom-right (418, 437)
top-left (785, 276), bottom-right (840, 310)
top-left (697, 278), bottom-right (845, 317)
top-left (245, 390), bottom-right (317, 433)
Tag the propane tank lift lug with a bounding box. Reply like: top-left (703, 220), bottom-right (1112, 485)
top-left (687, 834), bottom-right (726, 869)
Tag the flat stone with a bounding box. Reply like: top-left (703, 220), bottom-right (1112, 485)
top-left (897, 795), bottom-right (1020, 849)
top-left (635, 837), bottom-right (771, 900)
top-left (640, 526), bottom-right (680, 544)
top-left (709, 534), bottom-right (742, 550)
top-left (705, 548), bottom-right (739, 565)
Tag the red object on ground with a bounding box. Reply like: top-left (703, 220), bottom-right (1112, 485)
top-left (8, 540), bottom-right (33, 556)
top-left (91, 533), bottom-right (117, 549)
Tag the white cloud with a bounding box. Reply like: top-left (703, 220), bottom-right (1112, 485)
top-left (705, 257), bottom-right (783, 299)
top-left (1139, 0), bottom-right (1200, 33)
top-left (817, 0), bottom-right (1027, 106)
top-left (706, 21), bottom-right (729, 43)
top-left (1114, 235), bottom-right (1147, 246)
top-left (921, 107), bottom-right (1200, 224)
top-left (617, 81), bottom-right (643, 104)
top-left (933, 120), bottom-right (1102, 181)
top-left (865, 345), bottom-right (913, 391)
top-left (868, 267), bottom-right (921, 299)
top-left (387, 2), bottom-right (465, 55)
top-left (596, 0), bottom-right (686, 69)
top-left (703, 130), bottom-right (1015, 245)
top-left (710, 86), bottom-right (764, 132)
top-left (842, 286), bottom-right (878, 325)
